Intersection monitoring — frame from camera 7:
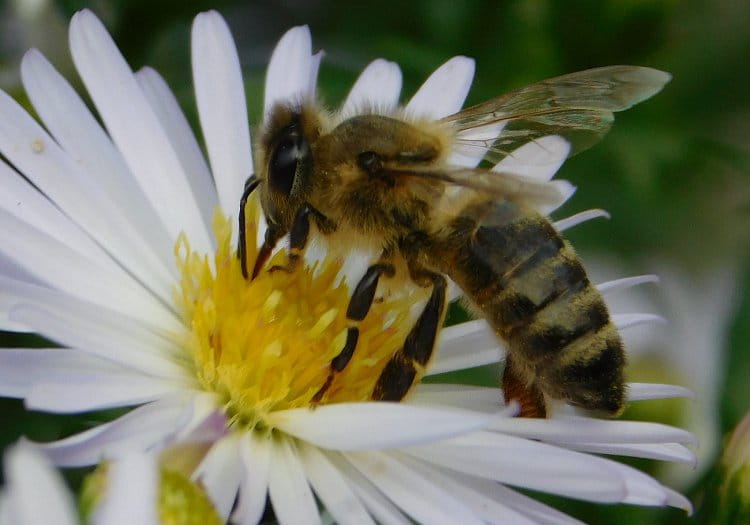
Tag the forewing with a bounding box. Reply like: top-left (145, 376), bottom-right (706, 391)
top-left (442, 66), bottom-right (671, 164)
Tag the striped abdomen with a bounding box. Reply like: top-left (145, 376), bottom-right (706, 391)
top-left (432, 199), bottom-right (625, 416)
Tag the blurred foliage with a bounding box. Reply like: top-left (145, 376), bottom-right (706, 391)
top-left (1, 0), bottom-right (749, 523)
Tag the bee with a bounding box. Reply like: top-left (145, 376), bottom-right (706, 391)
top-left (239, 65), bottom-right (670, 418)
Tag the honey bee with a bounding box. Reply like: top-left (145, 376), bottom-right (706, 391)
top-left (239, 65), bottom-right (670, 418)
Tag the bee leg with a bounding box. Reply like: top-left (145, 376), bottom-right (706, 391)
top-left (251, 225), bottom-right (285, 280)
top-left (502, 355), bottom-right (547, 418)
top-left (312, 262), bottom-right (396, 402)
top-left (268, 204), bottom-right (335, 275)
top-left (238, 175), bottom-right (260, 279)
top-left (372, 270), bottom-right (447, 401)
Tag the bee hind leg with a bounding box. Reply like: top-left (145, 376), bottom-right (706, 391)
top-left (371, 269), bottom-right (447, 401)
top-left (312, 262), bottom-right (396, 403)
top-left (502, 354), bottom-right (547, 418)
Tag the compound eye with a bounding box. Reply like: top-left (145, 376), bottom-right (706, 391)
top-left (268, 124), bottom-right (309, 195)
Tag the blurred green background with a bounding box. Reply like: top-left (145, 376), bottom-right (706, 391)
top-left (1, 0), bottom-right (749, 523)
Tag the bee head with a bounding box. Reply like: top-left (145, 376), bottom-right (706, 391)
top-left (257, 104), bottom-right (320, 231)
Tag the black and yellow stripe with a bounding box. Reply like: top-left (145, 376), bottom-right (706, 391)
top-left (435, 199), bottom-right (625, 415)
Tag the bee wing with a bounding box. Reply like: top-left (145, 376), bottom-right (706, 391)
top-left (441, 66), bottom-right (671, 164)
top-left (392, 166), bottom-right (575, 213)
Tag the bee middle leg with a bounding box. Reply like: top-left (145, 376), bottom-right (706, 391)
top-left (372, 268), bottom-right (447, 401)
top-left (312, 261), bottom-right (396, 402)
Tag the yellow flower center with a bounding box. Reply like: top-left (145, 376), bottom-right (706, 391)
top-left (174, 198), bottom-right (414, 431)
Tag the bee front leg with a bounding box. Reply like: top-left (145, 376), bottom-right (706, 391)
top-left (268, 204), bottom-right (334, 275)
top-left (372, 268), bottom-right (447, 401)
top-left (312, 261), bottom-right (396, 403)
top-left (238, 175), bottom-right (260, 279)
top-left (251, 225), bottom-right (285, 280)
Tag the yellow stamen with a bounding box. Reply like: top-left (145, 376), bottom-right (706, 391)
top-left (173, 198), bottom-right (415, 431)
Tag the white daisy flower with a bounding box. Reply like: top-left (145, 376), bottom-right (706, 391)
top-left (0, 8), bottom-right (695, 523)
top-left (0, 444), bottom-right (205, 525)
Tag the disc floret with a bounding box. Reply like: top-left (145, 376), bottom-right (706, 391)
top-left (174, 202), bottom-right (412, 431)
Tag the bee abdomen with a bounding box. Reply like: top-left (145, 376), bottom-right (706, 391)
top-left (441, 201), bottom-right (625, 414)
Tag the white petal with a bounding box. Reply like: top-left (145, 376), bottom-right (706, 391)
top-left (26, 372), bottom-right (184, 413)
top-left (3, 444), bottom-right (78, 525)
top-left (471, 171), bottom-right (576, 215)
top-left (564, 442), bottom-right (696, 465)
top-left (627, 383), bottom-right (695, 401)
top-left (604, 460), bottom-right (687, 508)
top-left (325, 453), bottom-right (411, 525)
top-left (232, 433), bottom-right (271, 525)
top-left (268, 438), bottom-right (320, 525)
top-left (448, 122), bottom-right (507, 167)
top-left (0, 89), bottom-right (175, 302)
top-left (664, 488), bottom-right (694, 514)
top-left (137, 66), bottom-right (217, 234)
top-left (11, 305), bottom-right (184, 378)
top-left (0, 304), bottom-right (29, 333)
top-left (408, 384), bottom-right (505, 413)
top-left (172, 392), bottom-right (226, 443)
top-left (342, 59), bottom-right (402, 117)
top-left (0, 249), bottom-right (39, 288)
top-left (400, 457), bottom-right (537, 525)
top-left (597, 274), bottom-right (659, 294)
top-left (298, 442), bottom-right (374, 525)
top-left (6, 294), bottom-right (185, 376)
top-left (487, 484), bottom-right (586, 525)
top-left (194, 433), bottom-right (243, 519)
top-left (554, 209), bottom-right (610, 232)
top-left (270, 403), bottom-right (490, 451)
top-left (345, 451), bottom-right (483, 525)
top-left (93, 454), bottom-right (159, 525)
top-left (191, 11), bottom-right (252, 222)
top-left (489, 415), bottom-right (697, 445)
top-left (429, 319), bottom-right (503, 376)
top-left (613, 313), bottom-right (667, 330)
top-left (0, 215), bottom-right (178, 333)
top-left (38, 393), bottom-right (194, 466)
top-left (20, 49), bottom-right (174, 270)
top-left (405, 431), bottom-right (628, 503)
top-left (493, 136), bottom-right (571, 181)
top-left (309, 51), bottom-right (324, 95)
top-left (0, 492), bottom-right (10, 523)
top-left (540, 180), bottom-right (577, 214)
top-left (11, 278), bottom-right (181, 357)
top-left (406, 56), bottom-right (474, 119)
top-left (69, 9), bottom-right (212, 254)
top-left (264, 26), bottom-right (313, 116)
top-left (0, 157), bottom-right (111, 272)
top-left (0, 348), bottom-right (121, 398)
